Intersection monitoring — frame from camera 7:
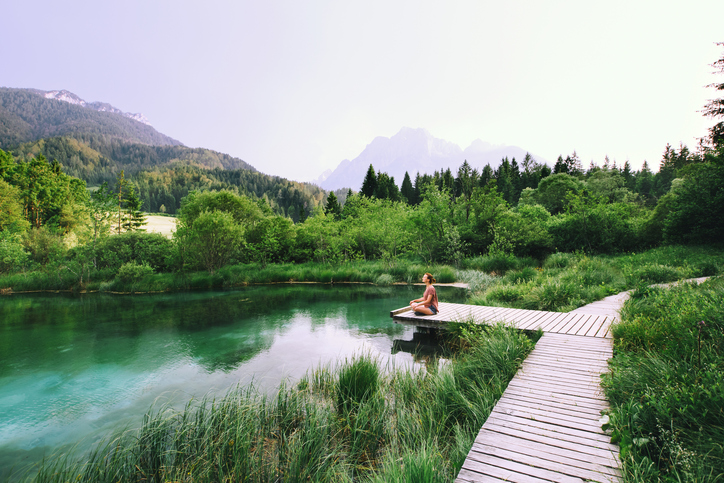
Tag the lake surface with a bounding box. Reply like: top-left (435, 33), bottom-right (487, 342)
top-left (0, 284), bottom-right (465, 476)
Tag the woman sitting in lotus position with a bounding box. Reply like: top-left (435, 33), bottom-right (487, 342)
top-left (410, 273), bottom-right (439, 315)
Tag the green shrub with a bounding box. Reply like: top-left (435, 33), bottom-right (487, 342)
top-left (504, 266), bottom-right (537, 284)
top-left (22, 226), bottom-right (66, 266)
top-left (95, 231), bottom-right (173, 271)
top-left (0, 233), bottom-right (29, 273)
top-left (485, 284), bottom-right (525, 304)
top-left (522, 280), bottom-right (577, 311)
top-left (375, 273), bottom-right (394, 286)
top-left (543, 252), bottom-right (579, 269)
top-left (462, 254), bottom-right (536, 274)
top-left (116, 261), bottom-right (155, 284)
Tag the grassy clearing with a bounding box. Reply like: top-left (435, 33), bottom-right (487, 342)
top-left (22, 324), bottom-right (536, 482)
top-left (603, 277), bottom-right (724, 482)
top-left (466, 245), bottom-right (724, 312)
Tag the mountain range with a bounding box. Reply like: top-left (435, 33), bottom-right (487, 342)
top-left (320, 127), bottom-right (546, 191)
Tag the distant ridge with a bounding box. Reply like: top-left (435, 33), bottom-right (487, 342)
top-left (0, 87), bottom-right (182, 148)
top-left (29, 88), bottom-right (153, 126)
top-left (320, 127), bottom-right (547, 191)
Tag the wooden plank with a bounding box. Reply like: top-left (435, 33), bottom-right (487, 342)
top-left (539, 312), bottom-right (571, 332)
top-left (548, 313), bottom-right (583, 334)
top-left (494, 403), bottom-right (606, 433)
top-left (471, 435), bottom-right (621, 477)
top-left (464, 450), bottom-right (587, 483)
top-left (517, 310), bottom-right (555, 331)
top-left (483, 417), bottom-right (619, 453)
top-left (481, 423), bottom-right (619, 464)
top-left (509, 373), bottom-right (606, 395)
top-left (469, 443), bottom-right (619, 482)
top-left (522, 355), bottom-right (610, 372)
top-left (510, 309), bottom-right (547, 328)
top-left (522, 310), bottom-right (562, 331)
top-left (457, 463), bottom-right (553, 483)
top-left (502, 386), bottom-right (609, 411)
top-left (518, 366), bottom-right (606, 384)
top-left (566, 314), bottom-right (594, 335)
top-left (585, 317), bottom-right (606, 337)
top-left (390, 306), bottom-right (412, 316)
top-left (499, 393), bottom-right (605, 417)
top-left (595, 321), bottom-right (613, 339)
top-left (487, 412), bottom-right (614, 446)
top-left (521, 354), bottom-right (609, 368)
top-left (531, 346), bottom-right (613, 358)
top-left (559, 313), bottom-right (590, 335)
top-left (455, 468), bottom-right (514, 483)
top-left (507, 378), bottom-right (608, 401)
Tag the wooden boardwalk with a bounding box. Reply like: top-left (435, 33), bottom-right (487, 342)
top-left (390, 303), bottom-right (621, 482)
top-left (456, 333), bottom-right (620, 482)
top-left (391, 302), bottom-right (615, 338)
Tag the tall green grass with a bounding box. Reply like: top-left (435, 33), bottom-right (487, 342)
top-left (467, 245), bottom-right (724, 312)
top-left (603, 277), bottom-right (724, 482)
top-left (20, 324), bottom-right (536, 482)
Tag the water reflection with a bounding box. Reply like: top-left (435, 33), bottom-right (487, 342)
top-left (0, 284), bottom-right (466, 476)
top-left (392, 327), bottom-right (452, 370)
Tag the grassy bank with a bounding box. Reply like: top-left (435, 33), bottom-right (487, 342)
top-left (464, 245), bottom-right (724, 312)
top-left (1, 246), bottom-right (722, 303)
top-left (602, 277), bottom-right (724, 482)
top-left (0, 260), bottom-right (458, 294)
top-left (22, 325), bottom-right (537, 482)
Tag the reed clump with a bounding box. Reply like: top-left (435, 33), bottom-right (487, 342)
top-left (25, 324), bottom-right (535, 482)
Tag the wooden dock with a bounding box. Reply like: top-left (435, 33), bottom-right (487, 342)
top-left (391, 302), bottom-right (615, 338)
top-left (390, 303), bottom-right (621, 482)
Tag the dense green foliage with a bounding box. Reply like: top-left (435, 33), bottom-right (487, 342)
top-left (604, 278), bottom-right (724, 482)
top-left (12, 134), bottom-right (258, 184)
top-left (0, 88), bottom-right (181, 148)
top-left (26, 325), bottom-right (536, 482)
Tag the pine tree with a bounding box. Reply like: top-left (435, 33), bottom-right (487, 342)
top-left (702, 42), bottom-right (724, 148)
top-left (553, 155), bottom-right (567, 174)
top-left (324, 191), bottom-right (342, 220)
top-left (401, 171), bottom-right (415, 204)
top-left (361, 164), bottom-right (377, 197)
top-left (123, 184), bottom-right (147, 231)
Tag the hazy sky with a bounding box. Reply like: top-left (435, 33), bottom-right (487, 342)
top-left (2, 0), bottom-right (723, 181)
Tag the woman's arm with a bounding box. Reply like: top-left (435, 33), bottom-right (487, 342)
top-left (410, 294), bottom-right (432, 307)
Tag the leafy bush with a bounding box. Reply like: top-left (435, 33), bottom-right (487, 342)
top-left (522, 280), bottom-right (577, 311)
top-left (0, 233), bottom-right (28, 273)
top-left (374, 273), bottom-right (394, 286)
top-left (95, 231), bottom-right (173, 271)
top-left (462, 254), bottom-right (536, 274)
top-left (116, 261), bottom-right (155, 284)
top-left (504, 267), bottom-right (537, 285)
top-left (22, 226), bottom-right (66, 266)
top-left (543, 252), bottom-right (579, 269)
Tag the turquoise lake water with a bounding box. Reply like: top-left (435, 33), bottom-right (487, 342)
top-left (0, 284), bottom-right (465, 477)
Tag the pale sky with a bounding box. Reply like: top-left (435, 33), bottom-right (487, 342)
top-left (2, 0), bottom-right (722, 181)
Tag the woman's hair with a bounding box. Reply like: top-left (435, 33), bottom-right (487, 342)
top-left (425, 272), bottom-right (436, 284)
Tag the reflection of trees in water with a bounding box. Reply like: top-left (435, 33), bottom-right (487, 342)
top-left (1, 285), bottom-right (467, 373)
top-left (392, 327), bottom-right (452, 371)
